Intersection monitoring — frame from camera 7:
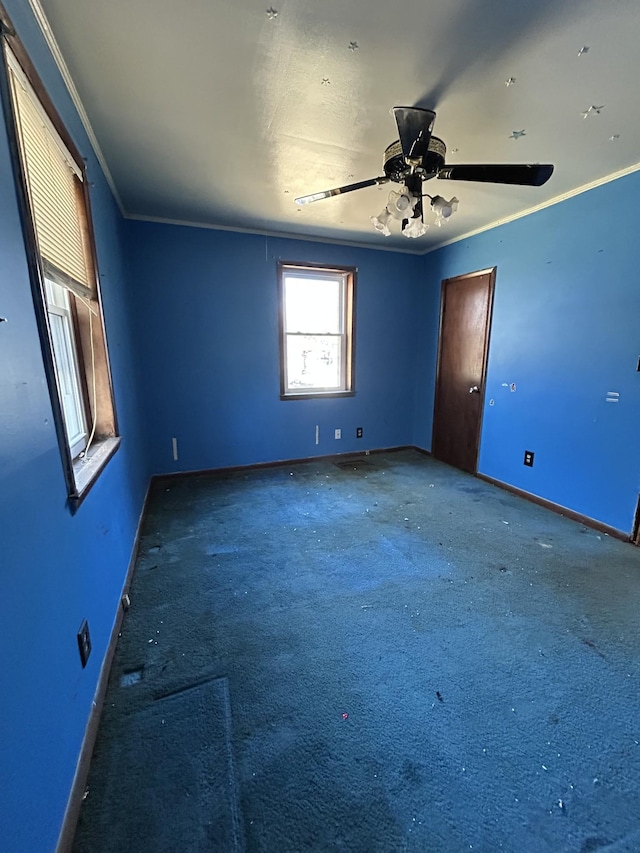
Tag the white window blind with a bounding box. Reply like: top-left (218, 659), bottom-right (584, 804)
top-left (7, 49), bottom-right (93, 301)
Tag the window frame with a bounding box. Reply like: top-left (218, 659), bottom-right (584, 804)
top-left (0, 9), bottom-right (120, 508)
top-left (278, 261), bottom-right (356, 400)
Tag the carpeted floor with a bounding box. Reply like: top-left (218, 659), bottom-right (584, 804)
top-left (73, 450), bottom-right (640, 852)
top-left (72, 677), bottom-right (244, 853)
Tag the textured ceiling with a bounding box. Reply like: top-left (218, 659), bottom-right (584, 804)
top-left (34, 0), bottom-right (640, 252)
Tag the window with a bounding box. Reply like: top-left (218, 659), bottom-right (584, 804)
top-left (1, 31), bottom-right (119, 503)
top-left (278, 263), bottom-right (355, 399)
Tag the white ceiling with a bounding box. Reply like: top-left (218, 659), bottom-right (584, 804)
top-left (34, 0), bottom-right (640, 253)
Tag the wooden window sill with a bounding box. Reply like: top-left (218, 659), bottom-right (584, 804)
top-left (71, 435), bottom-right (121, 508)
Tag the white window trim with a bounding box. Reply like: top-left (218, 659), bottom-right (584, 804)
top-left (279, 263), bottom-right (355, 399)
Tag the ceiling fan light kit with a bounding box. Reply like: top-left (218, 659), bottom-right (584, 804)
top-left (387, 187), bottom-right (417, 219)
top-left (295, 106), bottom-right (554, 240)
top-left (370, 208), bottom-right (392, 236)
top-left (430, 195), bottom-right (459, 227)
top-left (403, 216), bottom-right (428, 239)
top-left (372, 186), bottom-right (426, 239)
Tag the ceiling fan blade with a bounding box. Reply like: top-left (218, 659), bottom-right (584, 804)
top-left (393, 107), bottom-right (436, 165)
top-left (437, 164), bottom-right (554, 186)
top-left (295, 176), bottom-right (388, 205)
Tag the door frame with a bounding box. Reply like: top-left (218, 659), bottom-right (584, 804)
top-left (431, 267), bottom-right (497, 474)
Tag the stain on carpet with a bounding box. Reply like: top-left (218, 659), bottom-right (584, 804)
top-left (334, 458), bottom-right (385, 472)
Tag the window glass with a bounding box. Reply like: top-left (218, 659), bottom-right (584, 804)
top-left (285, 334), bottom-right (342, 391)
top-left (45, 279), bottom-right (87, 457)
top-left (284, 276), bottom-right (342, 334)
top-left (279, 264), bottom-right (354, 398)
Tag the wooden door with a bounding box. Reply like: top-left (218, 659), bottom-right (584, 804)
top-left (432, 268), bottom-right (495, 474)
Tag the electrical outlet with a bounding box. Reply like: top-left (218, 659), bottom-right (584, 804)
top-left (356, 427), bottom-right (363, 438)
top-left (334, 429), bottom-right (341, 440)
top-left (524, 450), bottom-right (534, 467)
top-left (77, 619), bottom-right (92, 668)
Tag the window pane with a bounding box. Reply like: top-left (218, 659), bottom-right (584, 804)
top-left (286, 334), bottom-right (342, 391)
top-left (48, 310), bottom-right (86, 453)
top-left (284, 276), bottom-right (342, 333)
top-left (44, 277), bottom-right (67, 310)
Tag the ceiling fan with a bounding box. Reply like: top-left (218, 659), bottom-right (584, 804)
top-left (295, 107), bottom-right (554, 238)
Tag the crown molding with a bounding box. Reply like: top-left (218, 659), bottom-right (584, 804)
top-left (25, 0), bottom-right (640, 258)
top-left (27, 0), bottom-right (124, 215)
top-left (125, 213), bottom-right (426, 255)
top-left (422, 161), bottom-right (640, 254)
top-left (126, 159), bottom-right (640, 258)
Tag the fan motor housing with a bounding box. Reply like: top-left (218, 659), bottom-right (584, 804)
top-left (384, 136), bottom-right (446, 182)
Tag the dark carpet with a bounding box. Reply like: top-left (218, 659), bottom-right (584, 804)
top-left (71, 676), bottom-right (243, 853)
top-left (73, 450), bottom-right (640, 852)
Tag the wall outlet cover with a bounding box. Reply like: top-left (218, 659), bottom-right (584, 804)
top-left (524, 450), bottom-right (534, 467)
top-left (335, 429), bottom-right (341, 439)
top-left (356, 427), bottom-right (363, 438)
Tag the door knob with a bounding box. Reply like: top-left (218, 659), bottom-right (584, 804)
top-left (469, 385), bottom-right (480, 393)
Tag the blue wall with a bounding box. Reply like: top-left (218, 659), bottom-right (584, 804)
top-left (126, 172), bottom-right (640, 537)
top-left (3, 2), bottom-right (640, 850)
top-left (418, 172), bottom-right (640, 533)
top-left (126, 222), bottom-right (426, 475)
top-left (411, 262), bottom-right (442, 449)
top-left (0, 3), bottom-right (148, 852)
